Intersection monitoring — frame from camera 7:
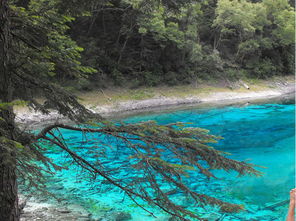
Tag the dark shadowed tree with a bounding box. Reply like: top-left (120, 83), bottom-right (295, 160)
top-left (0, 0), bottom-right (262, 220)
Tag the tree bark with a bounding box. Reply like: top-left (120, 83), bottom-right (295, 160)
top-left (0, 145), bottom-right (19, 221)
top-left (0, 0), bottom-right (19, 220)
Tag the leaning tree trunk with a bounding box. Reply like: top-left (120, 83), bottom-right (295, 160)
top-left (0, 0), bottom-right (19, 220)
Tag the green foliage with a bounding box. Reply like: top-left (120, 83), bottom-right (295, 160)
top-left (1, 0), bottom-right (276, 219)
top-left (225, 68), bottom-right (247, 80)
top-left (0, 101), bottom-right (27, 110)
top-left (63, 0), bottom-right (294, 87)
top-left (11, 0), bottom-right (96, 89)
top-left (26, 0), bottom-right (296, 88)
top-left (211, 0), bottom-right (294, 77)
top-left (135, 1), bottom-right (203, 60)
top-left (246, 59), bottom-right (278, 78)
top-left (213, 0), bottom-right (267, 38)
top-left (237, 39), bottom-right (260, 57)
top-left (269, 8), bottom-right (295, 45)
top-left (110, 69), bottom-right (125, 86)
top-left (0, 137), bottom-right (24, 150)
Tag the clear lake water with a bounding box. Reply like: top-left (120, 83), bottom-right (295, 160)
top-left (26, 98), bottom-right (295, 221)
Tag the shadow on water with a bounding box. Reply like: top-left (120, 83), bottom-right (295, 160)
top-left (21, 95), bottom-right (295, 220)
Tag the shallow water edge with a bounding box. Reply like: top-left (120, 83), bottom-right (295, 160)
top-left (16, 83), bottom-right (295, 129)
top-left (19, 95), bottom-right (295, 221)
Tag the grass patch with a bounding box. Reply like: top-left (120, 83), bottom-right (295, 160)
top-left (75, 75), bottom-right (294, 106)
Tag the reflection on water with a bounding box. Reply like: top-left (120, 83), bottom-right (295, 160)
top-left (30, 99), bottom-right (296, 220)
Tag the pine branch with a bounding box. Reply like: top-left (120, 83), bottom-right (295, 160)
top-left (30, 121), bottom-right (262, 220)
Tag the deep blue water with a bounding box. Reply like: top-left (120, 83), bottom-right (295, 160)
top-left (41, 100), bottom-right (295, 220)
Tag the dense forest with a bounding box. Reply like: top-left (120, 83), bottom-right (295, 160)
top-left (67, 0), bottom-right (294, 89)
top-left (6, 0), bottom-right (296, 91)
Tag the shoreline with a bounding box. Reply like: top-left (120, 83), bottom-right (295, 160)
top-left (18, 80), bottom-right (295, 220)
top-left (94, 83), bottom-right (295, 118)
top-left (15, 81), bottom-right (295, 126)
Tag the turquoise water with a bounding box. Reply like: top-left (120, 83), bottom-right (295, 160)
top-left (41, 100), bottom-right (295, 220)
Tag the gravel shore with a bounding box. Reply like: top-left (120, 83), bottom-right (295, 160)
top-left (15, 82), bottom-right (295, 126)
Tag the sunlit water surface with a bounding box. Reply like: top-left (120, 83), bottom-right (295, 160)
top-left (35, 99), bottom-right (295, 220)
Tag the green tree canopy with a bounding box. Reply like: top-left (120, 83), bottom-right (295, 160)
top-left (0, 0), bottom-right (266, 220)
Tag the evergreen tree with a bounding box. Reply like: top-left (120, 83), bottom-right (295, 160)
top-left (0, 0), bottom-right (275, 220)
